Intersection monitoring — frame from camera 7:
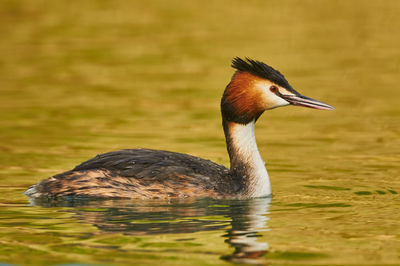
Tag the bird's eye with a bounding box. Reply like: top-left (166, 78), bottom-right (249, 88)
top-left (270, 86), bottom-right (278, 93)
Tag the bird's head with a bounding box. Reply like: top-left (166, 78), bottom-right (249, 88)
top-left (221, 57), bottom-right (334, 124)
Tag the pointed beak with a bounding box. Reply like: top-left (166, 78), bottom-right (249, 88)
top-left (280, 94), bottom-right (335, 110)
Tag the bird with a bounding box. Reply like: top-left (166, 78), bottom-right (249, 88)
top-left (25, 57), bottom-right (334, 200)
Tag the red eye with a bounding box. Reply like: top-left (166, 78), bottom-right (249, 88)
top-left (270, 86), bottom-right (278, 93)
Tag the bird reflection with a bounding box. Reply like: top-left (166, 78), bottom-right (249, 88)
top-left (31, 196), bottom-right (271, 263)
top-left (221, 197), bottom-right (271, 264)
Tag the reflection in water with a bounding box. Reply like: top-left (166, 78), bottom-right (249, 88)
top-left (31, 197), bottom-right (271, 264)
top-left (222, 197), bottom-right (271, 264)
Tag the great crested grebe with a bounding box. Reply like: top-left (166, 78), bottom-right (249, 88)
top-left (25, 57), bottom-right (334, 200)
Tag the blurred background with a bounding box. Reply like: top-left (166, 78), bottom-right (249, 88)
top-left (0, 0), bottom-right (399, 265)
top-left (1, 0), bottom-right (398, 180)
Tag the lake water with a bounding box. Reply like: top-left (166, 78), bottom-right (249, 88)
top-left (1, 0), bottom-right (399, 265)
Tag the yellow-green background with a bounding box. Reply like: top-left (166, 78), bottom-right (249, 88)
top-left (1, 0), bottom-right (399, 265)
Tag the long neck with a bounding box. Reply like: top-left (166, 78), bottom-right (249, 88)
top-left (223, 119), bottom-right (271, 198)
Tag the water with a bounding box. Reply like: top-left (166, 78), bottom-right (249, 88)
top-left (22, 197), bottom-right (272, 265)
top-left (1, 0), bottom-right (400, 265)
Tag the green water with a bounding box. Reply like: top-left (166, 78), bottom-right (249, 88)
top-left (1, 0), bottom-right (400, 265)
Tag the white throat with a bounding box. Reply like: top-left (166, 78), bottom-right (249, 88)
top-left (228, 120), bottom-right (271, 197)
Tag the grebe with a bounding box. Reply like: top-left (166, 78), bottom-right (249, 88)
top-left (25, 57), bottom-right (334, 200)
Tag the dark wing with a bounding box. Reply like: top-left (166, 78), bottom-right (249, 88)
top-left (72, 148), bottom-right (229, 181)
top-left (25, 149), bottom-right (235, 199)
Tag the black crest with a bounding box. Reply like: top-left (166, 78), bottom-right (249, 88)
top-left (232, 57), bottom-right (295, 92)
